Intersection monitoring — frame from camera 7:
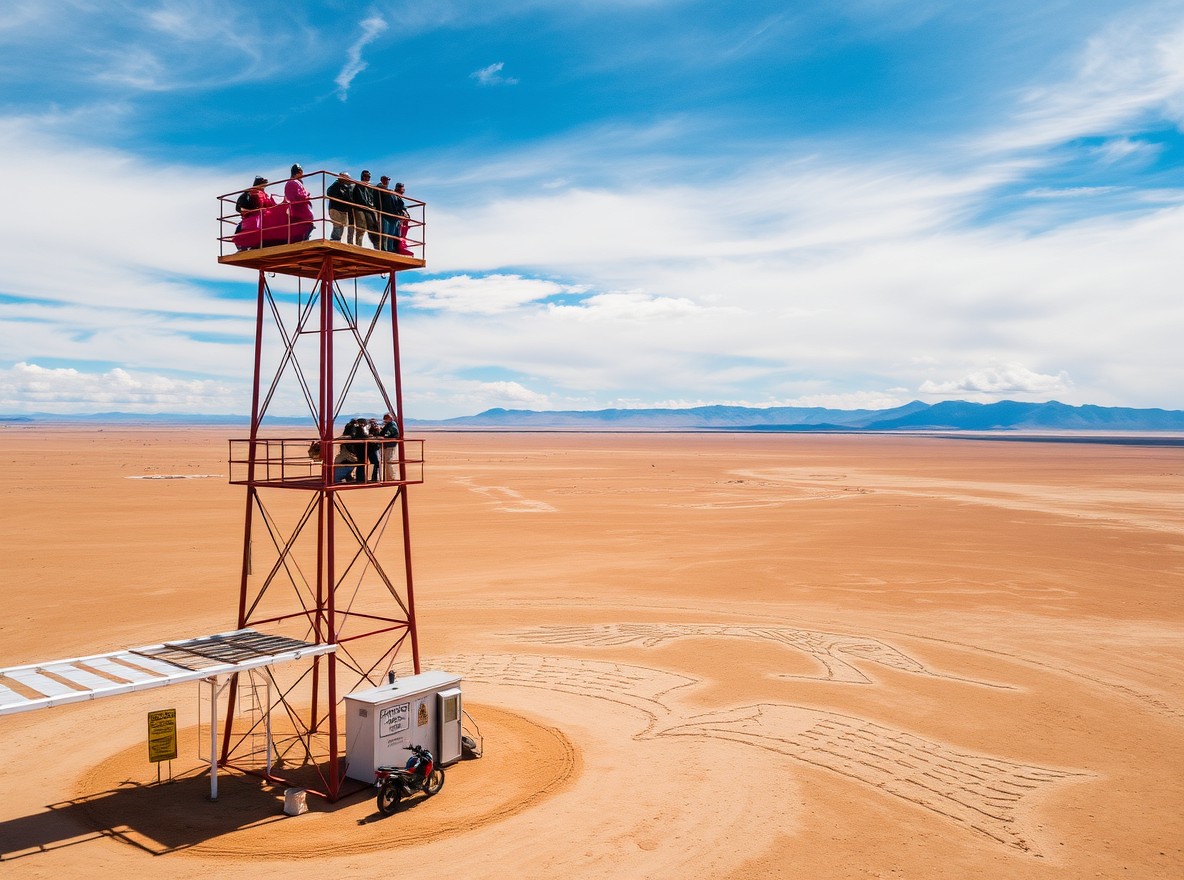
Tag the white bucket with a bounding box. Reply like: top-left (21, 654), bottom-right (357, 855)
top-left (283, 787), bottom-right (308, 816)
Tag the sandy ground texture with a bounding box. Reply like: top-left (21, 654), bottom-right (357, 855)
top-left (0, 427), bottom-right (1181, 879)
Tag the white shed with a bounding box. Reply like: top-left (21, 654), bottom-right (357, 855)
top-left (343, 670), bottom-right (463, 783)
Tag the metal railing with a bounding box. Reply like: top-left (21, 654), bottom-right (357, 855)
top-left (228, 437), bottom-right (425, 488)
top-left (217, 169), bottom-right (426, 258)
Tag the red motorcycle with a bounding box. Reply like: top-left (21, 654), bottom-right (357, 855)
top-left (375, 744), bottom-right (445, 815)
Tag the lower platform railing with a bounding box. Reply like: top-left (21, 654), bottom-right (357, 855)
top-left (228, 437), bottom-right (424, 487)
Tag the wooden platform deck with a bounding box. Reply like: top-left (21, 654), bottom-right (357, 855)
top-left (218, 239), bottom-right (426, 280)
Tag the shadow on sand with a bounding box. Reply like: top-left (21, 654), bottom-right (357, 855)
top-left (0, 765), bottom-right (384, 861)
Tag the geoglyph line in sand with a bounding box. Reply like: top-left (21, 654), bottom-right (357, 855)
top-left (443, 650), bottom-right (1087, 854)
top-left (729, 467), bottom-right (1184, 533)
top-left (509, 623), bottom-right (1011, 688)
top-left (890, 630), bottom-right (1184, 721)
top-left (657, 704), bottom-right (1085, 854)
top-left (450, 477), bottom-right (556, 512)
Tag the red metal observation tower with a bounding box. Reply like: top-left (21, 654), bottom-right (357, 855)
top-left (215, 169), bottom-right (427, 799)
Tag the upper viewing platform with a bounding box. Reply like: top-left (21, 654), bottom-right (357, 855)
top-left (216, 168), bottom-right (426, 280)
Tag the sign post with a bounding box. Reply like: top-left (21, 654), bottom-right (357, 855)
top-left (148, 708), bottom-right (178, 784)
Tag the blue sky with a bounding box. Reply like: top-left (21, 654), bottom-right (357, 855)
top-left (2, 0), bottom-right (1183, 417)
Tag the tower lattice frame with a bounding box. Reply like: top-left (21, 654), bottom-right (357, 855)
top-left (216, 217), bottom-right (427, 800)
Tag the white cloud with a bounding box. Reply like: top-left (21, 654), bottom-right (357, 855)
top-left (1090, 136), bottom-right (1160, 166)
top-left (986, 16), bottom-right (1184, 153)
top-left (72, 1), bottom-right (279, 92)
top-left (2, 6), bottom-right (1184, 419)
top-left (549, 291), bottom-right (704, 321)
top-left (919, 362), bottom-right (1072, 398)
top-left (336, 14), bottom-right (389, 100)
top-left (4, 100), bottom-right (1181, 418)
top-left (470, 61), bottom-right (519, 86)
top-left (401, 274), bottom-right (584, 314)
top-left (407, 378), bottom-right (554, 415)
top-left (0, 362), bottom-right (238, 413)
top-left (411, 140), bottom-right (1184, 411)
top-left (423, 154), bottom-right (1011, 274)
top-left (1023, 186), bottom-right (1119, 199)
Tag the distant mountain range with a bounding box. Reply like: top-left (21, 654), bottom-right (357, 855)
top-left (3, 400), bottom-right (1183, 432)
top-left (427, 400), bottom-right (1184, 432)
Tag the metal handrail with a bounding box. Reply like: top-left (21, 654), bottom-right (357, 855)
top-left (228, 436), bottom-right (425, 488)
top-left (217, 169), bottom-right (426, 259)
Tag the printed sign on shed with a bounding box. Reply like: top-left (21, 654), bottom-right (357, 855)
top-left (148, 708), bottom-right (178, 763)
top-left (379, 702), bottom-right (410, 738)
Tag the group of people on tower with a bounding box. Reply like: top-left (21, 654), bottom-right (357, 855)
top-left (326, 170), bottom-right (413, 255)
top-left (231, 166), bottom-right (413, 255)
top-left (333, 413), bottom-right (402, 484)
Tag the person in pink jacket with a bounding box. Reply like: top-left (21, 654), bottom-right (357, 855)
top-left (233, 164), bottom-right (316, 249)
top-left (283, 163), bottom-right (314, 241)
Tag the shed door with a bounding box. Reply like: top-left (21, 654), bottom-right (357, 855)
top-left (437, 688), bottom-right (462, 765)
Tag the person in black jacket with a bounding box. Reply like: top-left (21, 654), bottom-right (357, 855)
top-left (326, 172), bottom-right (354, 242)
top-left (350, 169), bottom-right (380, 247)
top-left (377, 176), bottom-right (399, 252)
top-left (378, 411), bottom-right (400, 479)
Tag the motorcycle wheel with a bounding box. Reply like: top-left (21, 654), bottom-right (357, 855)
top-left (424, 768), bottom-right (445, 796)
top-left (376, 782), bottom-right (402, 815)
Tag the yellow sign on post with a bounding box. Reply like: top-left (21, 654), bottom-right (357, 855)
top-left (148, 709), bottom-right (178, 763)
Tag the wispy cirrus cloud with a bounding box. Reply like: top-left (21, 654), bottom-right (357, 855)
top-left (985, 15), bottom-right (1184, 153)
top-left (470, 61), bottom-right (518, 86)
top-left (60, 0), bottom-right (281, 92)
top-left (335, 14), bottom-right (389, 100)
top-left (402, 274), bottom-right (585, 314)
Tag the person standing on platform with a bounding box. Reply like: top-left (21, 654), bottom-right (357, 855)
top-left (284, 164), bottom-right (314, 241)
top-left (326, 172), bottom-right (354, 242)
top-left (379, 411), bottom-right (400, 480)
top-left (350, 169), bottom-right (379, 247)
top-left (391, 181), bottom-right (411, 254)
top-left (365, 419), bottom-right (382, 481)
top-left (377, 176), bottom-right (399, 252)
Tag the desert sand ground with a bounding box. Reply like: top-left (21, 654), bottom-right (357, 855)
top-left (0, 427), bottom-right (1181, 878)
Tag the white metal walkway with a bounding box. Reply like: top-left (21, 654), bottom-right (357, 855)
top-left (0, 628), bottom-right (335, 716)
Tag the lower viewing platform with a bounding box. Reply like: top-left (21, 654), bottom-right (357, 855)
top-left (229, 437), bottom-right (424, 488)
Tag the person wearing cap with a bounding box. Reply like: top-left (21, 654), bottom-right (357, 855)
top-left (326, 172), bottom-right (355, 242)
top-left (350, 169), bottom-right (379, 247)
top-left (376, 176), bottom-right (400, 252)
top-left (391, 182), bottom-right (412, 255)
top-left (283, 163), bottom-right (314, 242)
top-left (378, 411), bottom-right (401, 480)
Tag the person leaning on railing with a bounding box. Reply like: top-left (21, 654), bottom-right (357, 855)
top-left (332, 419), bottom-right (369, 484)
